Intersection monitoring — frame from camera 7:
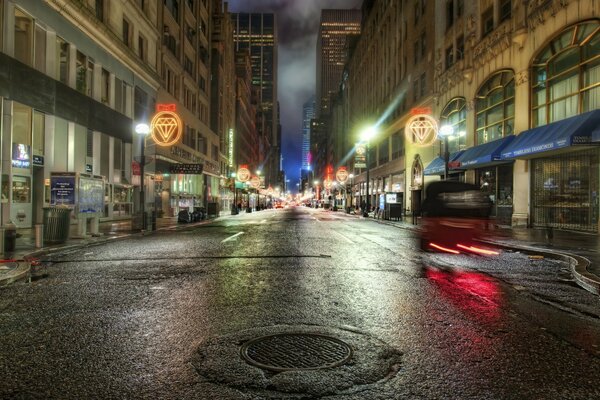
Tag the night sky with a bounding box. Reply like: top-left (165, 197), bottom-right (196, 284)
top-left (227, 0), bottom-right (362, 190)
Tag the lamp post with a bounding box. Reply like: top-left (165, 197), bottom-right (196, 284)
top-left (313, 180), bottom-right (320, 207)
top-left (135, 123), bottom-right (150, 230)
top-left (439, 125), bottom-right (454, 181)
top-left (348, 173), bottom-right (354, 209)
top-left (361, 126), bottom-right (377, 217)
top-left (256, 170), bottom-right (262, 210)
top-left (230, 171), bottom-right (237, 214)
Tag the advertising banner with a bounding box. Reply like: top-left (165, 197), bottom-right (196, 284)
top-left (50, 173), bottom-right (76, 206)
top-left (355, 143), bottom-right (367, 168)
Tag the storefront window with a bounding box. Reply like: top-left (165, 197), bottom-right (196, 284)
top-left (56, 36), bottom-right (69, 84)
top-left (440, 97), bottom-right (467, 153)
top-left (476, 165), bottom-right (513, 224)
top-left (532, 149), bottom-right (599, 232)
top-left (1, 175), bottom-right (9, 203)
top-left (475, 70), bottom-right (515, 144)
top-left (532, 20), bottom-right (600, 127)
top-left (12, 176), bottom-right (30, 203)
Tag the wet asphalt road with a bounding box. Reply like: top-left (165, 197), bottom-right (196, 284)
top-left (1, 206), bottom-right (600, 399)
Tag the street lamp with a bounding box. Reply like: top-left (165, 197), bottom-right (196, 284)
top-left (439, 125), bottom-right (454, 181)
top-left (361, 126), bottom-right (377, 217)
top-left (135, 123), bottom-right (150, 230)
top-left (313, 180), bottom-right (320, 206)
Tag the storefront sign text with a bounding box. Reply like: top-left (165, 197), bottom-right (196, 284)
top-left (169, 164), bottom-right (204, 175)
top-left (50, 173), bottom-right (76, 206)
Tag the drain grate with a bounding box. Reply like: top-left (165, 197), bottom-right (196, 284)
top-left (240, 333), bottom-right (353, 372)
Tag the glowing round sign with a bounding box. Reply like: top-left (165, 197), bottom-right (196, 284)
top-left (237, 167), bottom-right (251, 182)
top-left (250, 176), bottom-right (260, 188)
top-left (405, 114), bottom-right (438, 147)
top-left (150, 110), bottom-right (183, 146)
top-left (336, 168), bottom-right (349, 183)
top-left (323, 179), bottom-right (333, 190)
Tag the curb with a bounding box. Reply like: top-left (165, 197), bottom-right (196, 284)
top-left (0, 261), bottom-right (30, 286)
top-left (484, 241), bottom-right (600, 296)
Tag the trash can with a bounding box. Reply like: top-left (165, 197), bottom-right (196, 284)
top-left (3, 220), bottom-right (17, 252)
top-left (151, 211), bottom-right (157, 231)
top-left (43, 207), bottom-right (72, 244)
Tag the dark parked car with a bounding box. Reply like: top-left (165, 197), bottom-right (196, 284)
top-left (177, 209), bottom-right (192, 223)
top-left (419, 181), bottom-right (496, 255)
top-left (191, 207), bottom-right (205, 222)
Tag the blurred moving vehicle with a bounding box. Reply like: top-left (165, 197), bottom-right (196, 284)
top-left (419, 181), bottom-right (496, 255)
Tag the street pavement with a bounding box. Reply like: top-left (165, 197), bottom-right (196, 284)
top-left (2, 208), bottom-right (600, 294)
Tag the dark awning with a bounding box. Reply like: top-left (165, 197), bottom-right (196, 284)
top-left (454, 136), bottom-right (515, 169)
top-left (501, 110), bottom-right (600, 160)
top-left (423, 151), bottom-right (464, 175)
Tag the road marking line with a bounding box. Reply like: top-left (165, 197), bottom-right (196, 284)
top-left (261, 219), bottom-right (267, 223)
top-left (221, 231), bottom-right (245, 243)
top-left (334, 230), bottom-right (354, 244)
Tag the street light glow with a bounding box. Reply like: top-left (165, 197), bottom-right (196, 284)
top-left (439, 125), bottom-right (454, 138)
top-left (349, 173), bottom-right (354, 179)
top-left (135, 123), bottom-right (150, 135)
top-left (256, 170), bottom-right (261, 175)
top-left (361, 126), bottom-right (377, 141)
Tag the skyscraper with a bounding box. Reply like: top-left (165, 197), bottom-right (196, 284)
top-left (302, 96), bottom-right (316, 172)
top-left (316, 9), bottom-right (361, 117)
top-left (231, 13), bottom-right (279, 187)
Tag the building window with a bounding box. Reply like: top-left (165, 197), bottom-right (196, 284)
top-left (101, 68), bottom-right (110, 104)
top-left (456, 35), bottom-right (464, 61)
top-left (456, 0), bottom-right (464, 17)
top-left (184, 56), bottom-right (194, 76)
top-left (75, 51), bottom-right (94, 97)
top-left (440, 97), bottom-right (467, 153)
top-left (481, 6), bottom-right (494, 37)
top-left (413, 79), bottom-right (419, 102)
top-left (446, 0), bottom-right (454, 30)
top-left (445, 45), bottom-right (454, 69)
top-left (391, 130), bottom-right (404, 160)
top-left (33, 111), bottom-right (45, 156)
top-left (14, 8), bottom-right (33, 66)
top-left (164, 0), bottom-right (179, 21)
top-left (378, 138), bottom-right (389, 165)
top-left (138, 35), bottom-right (146, 61)
top-left (114, 77), bottom-right (128, 114)
top-left (420, 73), bottom-right (426, 97)
top-left (34, 24), bottom-right (47, 73)
top-left (420, 32), bottom-right (426, 58)
top-left (499, 0), bottom-right (512, 23)
top-left (122, 18), bottom-right (131, 47)
top-left (475, 70), bottom-right (515, 144)
top-left (414, 40), bottom-right (419, 65)
top-left (212, 144), bottom-right (219, 161)
top-left (56, 36), bottom-right (69, 84)
top-left (531, 21), bottom-right (600, 127)
top-left (95, 0), bottom-right (104, 21)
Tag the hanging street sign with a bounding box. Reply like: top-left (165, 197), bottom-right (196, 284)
top-left (237, 167), bottom-right (251, 182)
top-left (336, 167), bottom-right (349, 183)
top-left (354, 143), bottom-right (367, 168)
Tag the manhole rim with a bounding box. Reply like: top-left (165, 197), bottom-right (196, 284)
top-left (240, 332), bottom-right (353, 372)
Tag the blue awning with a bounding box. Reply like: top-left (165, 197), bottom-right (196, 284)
top-left (501, 110), bottom-right (600, 160)
top-left (424, 151), bottom-right (463, 175)
top-left (454, 136), bottom-right (515, 169)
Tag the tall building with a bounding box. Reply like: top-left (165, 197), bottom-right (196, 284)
top-left (316, 9), bottom-right (361, 118)
top-left (230, 12), bottom-right (279, 188)
top-left (302, 96), bottom-right (315, 172)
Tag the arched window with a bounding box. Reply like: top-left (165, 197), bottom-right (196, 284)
top-left (532, 20), bottom-right (600, 127)
top-left (440, 97), bottom-right (467, 153)
top-left (475, 70), bottom-right (515, 145)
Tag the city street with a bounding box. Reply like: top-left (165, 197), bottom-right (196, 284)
top-left (1, 206), bottom-right (600, 399)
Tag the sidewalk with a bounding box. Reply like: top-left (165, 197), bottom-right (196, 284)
top-left (0, 216), bottom-right (187, 285)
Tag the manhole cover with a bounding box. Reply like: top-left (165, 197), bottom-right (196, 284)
top-left (240, 333), bottom-right (353, 372)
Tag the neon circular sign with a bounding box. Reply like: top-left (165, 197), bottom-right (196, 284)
top-left (150, 110), bottom-right (183, 147)
top-left (237, 167), bottom-right (251, 182)
top-left (405, 114), bottom-right (438, 147)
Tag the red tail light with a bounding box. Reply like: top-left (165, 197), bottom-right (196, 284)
top-left (429, 242), bottom-right (460, 254)
top-left (456, 244), bottom-right (499, 256)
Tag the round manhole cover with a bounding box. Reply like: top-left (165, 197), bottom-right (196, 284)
top-left (240, 333), bottom-right (353, 372)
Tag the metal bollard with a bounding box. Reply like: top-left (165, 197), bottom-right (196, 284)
top-left (35, 224), bottom-right (44, 248)
top-left (0, 227), bottom-right (4, 258)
